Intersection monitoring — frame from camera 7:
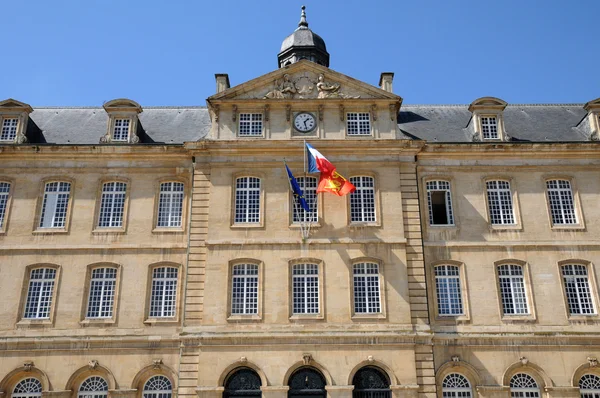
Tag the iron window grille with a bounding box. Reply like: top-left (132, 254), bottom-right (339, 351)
top-left (86, 267), bottom-right (117, 319)
top-left (239, 113), bottom-right (263, 137)
top-left (292, 176), bottom-right (318, 223)
top-left (353, 263), bottom-right (381, 314)
top-left (442, 373), bottom-right (472, 398)
top-left (435, 265), bottom-right (463, 316)
top-left (426, 180), bottom-right (454, 225)
top-left (352, 367), bottom-right (391, 398)
top-left (23, 268), bottom-right (56, 319)
top-left (0, 182), bottom-right (11, 229)
top-left (157, 182), bottom-right (184, 228)
top-left (98, 182), bottom-right (127, 228)
top-left (498, 265), bottom-right (529, 315)
top-left (78, 377), bottom-right (108, 398)
top-left (349, 176), bottom-right (376, 223)
top-left (486, 180), bottom-right (515, 225)
top-left (39, 182), bottom-right (71, 228)
top-left (347, 112), bottom-right (371, 135)
top-left (580, 374), bottom-right (600, 398)
top-left (546, 180), bottom-right (577, 225)
top-left (231, 264), bottom-right (259, 315)
top-left (12, 378), bottom-right (42, 398)
top-left (223, 368), bottom-right (262, 398)
top-left (562, 264), bottom-right (595, 315)
top-left (143, 376), bottom-right (172, 398)
top-left (149, 266), bottom-right (178, 318)
top-left (112, 119), bottom-right (130, 142)
top-left (234, 177), bottom-right (261, 224)
top-left (292, 263), bottom-right (319, 314)
top-left (481, 116), bottom-right (498, 139)
top-left (0, 118), bottom-right (18, 141)
top-left (510, 373), bottom-right (540, 398)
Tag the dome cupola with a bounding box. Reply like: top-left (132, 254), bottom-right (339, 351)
top-left (278, 6), bottom-right (330, 68)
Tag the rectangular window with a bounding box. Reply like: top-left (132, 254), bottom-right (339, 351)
top-left (353, 262), bottom-right (381, 314)
top-left (149, 266), bottom-right (178, 318)
top-left (231, 264), bottom-right (259, 315)
top-left (39, 182), bottom-right (71, 229)
top-left (562, 264), bottom-right (595, 315)
top-left (234, 177), bottom-right (261, 224)
top-left (481, 116), bottom-right (498, 139)
top-left (349, 176), bottom-right (376, 223)
top-left (98, 182), bottom-right (127, 228)
top-left (0, 118), bottom-right (18, 141)
top-left (292, 176), bottom-right (318, 223)
top-left (486, 180), bottom-right (515, 225)
top-left (157, 182), bottom-right (184, 228)
top-left (435, 265), bottom-right (463, 316)
top-left (113, 119), bottom-right (130, 141)
top-left (292, 263), bottom-right (319, 314)
top-left (0, 182), bottom-right (11, 229)
top-left (546, 180), bottom-right (577, 225)
top-left (86, 267), bottom-right (117, 318)
top-left (347, 112), bottom-right (371, 136)
top-left (239, 113), bottom-right (263, 137)
top-left (498, 264), bottom-right (529, 315)
top-left (23, 268), bottom-right (56, 319)
top-left (426, 180), bottom-right (454, 225)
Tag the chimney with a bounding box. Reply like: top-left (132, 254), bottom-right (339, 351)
top-left (215, 74), bottom-right (230, 93)
top-left (379, 72), bottom-right (394, 93)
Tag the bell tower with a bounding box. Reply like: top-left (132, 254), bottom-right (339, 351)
top-left (278, 6), bottom-right (330, 68)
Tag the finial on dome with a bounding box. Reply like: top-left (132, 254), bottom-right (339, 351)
top-left (297, 5), bottom-right (308, 29)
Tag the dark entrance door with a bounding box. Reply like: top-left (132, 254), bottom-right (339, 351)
top-left (288, 367), bottom-right (326, 398)
top-left (352, 367), bottom-right (392, 398)
top-left (223, 368), bottom-right (262, 398)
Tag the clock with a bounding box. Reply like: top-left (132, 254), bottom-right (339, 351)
top-left (294, 112), bottom-right (317, 133)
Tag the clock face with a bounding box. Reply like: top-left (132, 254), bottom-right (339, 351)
top-left (294, 112), bottom-right (317, 133)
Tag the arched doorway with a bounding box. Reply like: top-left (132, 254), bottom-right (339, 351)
top-left (288, 368), bottom-right (326, 398)
top-left (352, 367), bottom-right (391, 398)
top-left (223, 368), bottom-right (261, 398)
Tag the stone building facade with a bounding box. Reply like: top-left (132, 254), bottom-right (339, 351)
top-left (2, 6), bottom-right (600, 398)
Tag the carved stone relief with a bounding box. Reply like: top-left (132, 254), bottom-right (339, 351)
top-left (259, 72), bottom-right (363, 100)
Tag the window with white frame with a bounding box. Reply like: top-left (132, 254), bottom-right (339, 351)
top-left (98, 182), bottom-right (127, 228)
top-left (349, 176), bottom-right (376, 223)
top-left (347, 112), bottom-right (371, 136)
top-left (426, 180), bottom-right (454, 225)
top-left (292, 263), bottom-right (319, 314)
top-left (1, 118), bottom-right (18, 141)
top-left (23, 267), bottom-right (56, 319)
top-left (562, 264), bottom-right (595, 315)
top-left (12, 378), bottom-right (42, 398)
top-left (510, 373), bottom-right (540, 398)
top-left (580, 374), bottom-right (600, 398)
top-left (234, 177), bottom-right (261, 224)
top-left (231, 263), bottom-right (259, 315)
top-left (86, 267), bottom-right (117, 319)
top-left (435, 265), bottom-right (463, 316)
top-left (480, 116), bottom-right (498, 139)
top-left (498, 264), bottom-right (529, 315)
top-left (0, 182), bottom-right (11, 229)
top-left (149, 266), bottom-right (178, 318)
top-left (239, 113), bottom-right (263, 137)
top-left (486, 180), bottom-right (515, 225)
top-left (143, 376), bottom-right (172, 398)
top-left (292, 176), bottom-right (318, 223)
top-left (353, 262), bottom-right (381, 314)
top-left (157, 182), bottom-right (184, 228)
top-left (112, 118), bottom-right (130, 142)
top-left (78, 377), bottom-right (108, 398)
top-left (442, 373), bottom-right (472, 398)
top-left (39, 181), bottom-right (71, 229)
top-left (546, 179), bottom-right (577, 225)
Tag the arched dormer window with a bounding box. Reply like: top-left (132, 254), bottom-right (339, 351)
top-left (584, 98), bottom-right (600, 141)
top-left (100, 98), bottom-right (143, 144)
top-left (468, 97), bottom-right (508, 142)
top-left (0, 98), bottom-right (33, 144)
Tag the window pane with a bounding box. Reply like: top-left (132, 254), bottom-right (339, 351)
top-left (98, 182), bottom-right (127, 227)
top-left (157, 182), bottom-right (184, 227)
top-left (562, 264), bottom-right (594, 315)
top-left (546, 180), bottom-right (577, 225)
top-left (292, 264), bottom-right (319, 314)
top-left (234, 177), bottom-right (261, 223)
top-left (481, 116), bottom-right (498, 139)
top-left (149, 267), bottom-right (178, 317)
top-left (427, 181), bottom-right (454, 225)
top-left (231, 264), bottom-right (259, 315)
top-left (292, 176), bottom-right (318, 223)
top-left (0, 182), bottom-right (11, 228)
top-left (347, 112), bottom-right (371, 136)
top-left (113, 119), bottom-right (130, 141)
top-left (353, 263), bottom-right (381, 313)
top-left (498, 265), bottom-right (529, 315)
top-left (349, 176), bottom-right (375, 222)
top-left (23, 268), bottom-right (56, 319)
top-left (486, 180), bottom-right (515, 225)
top-left (435, 265), bottom-right (463, 316)
top-left (86, 268), bottom-right (117, 318)
top-left (1, 118), bottom-right (18, 141)
top-left (40, 182), bottom-right (71, 228)
top-left (239, 113), bottom-right (263, 137)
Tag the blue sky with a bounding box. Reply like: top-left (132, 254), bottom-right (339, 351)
top-left (1, 0), bottom-right (599, 106)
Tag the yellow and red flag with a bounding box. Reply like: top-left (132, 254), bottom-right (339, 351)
top-left (317, 170), bottom-right (356, 196)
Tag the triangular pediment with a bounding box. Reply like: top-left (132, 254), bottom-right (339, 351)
top-left (0, 98), bottom-right (33, 113)
top-left (208, 60), bottom-right (401, 102)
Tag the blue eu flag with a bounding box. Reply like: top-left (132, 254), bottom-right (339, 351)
top-left (285, 164), bottom-right (311, 213)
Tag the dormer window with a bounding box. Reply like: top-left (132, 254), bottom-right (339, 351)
top-left (0, 98), bottom-right (33, 144)
top-left (1, 118), bottom-right (18, 141)
top-left (100, 98), bottom-right (142, 144)
top-left (583, 98), bottom-right (600, 141)
top-left (468, 97), bottom-right (508, 142)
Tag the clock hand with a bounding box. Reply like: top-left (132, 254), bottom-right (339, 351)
top-left (303, 119), bottom-right (308, 127)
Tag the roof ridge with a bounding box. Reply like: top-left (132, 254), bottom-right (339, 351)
top-left (32, 106), bottom-right (208, 110)
top-left (402, 103), bottom-right (584, 108)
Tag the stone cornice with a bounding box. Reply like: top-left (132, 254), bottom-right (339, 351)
top-left (419, 142), bottom-right (600, 157)
top-left (0, 144), bottom-right (188, 157)
top-left (0, 336), bottom-right (181, 351)
top-left (433, 333), bottom-right (600, 346)
top-left (0, 244), bottom-right (187, 252)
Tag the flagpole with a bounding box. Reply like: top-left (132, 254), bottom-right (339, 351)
top-left (284, 159), bottom-right (308, 240)
top-left (303, 139), bottom-right (307, 175)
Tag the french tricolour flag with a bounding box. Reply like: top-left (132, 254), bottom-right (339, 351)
top-left (306, 143), bottom-right (336, 176)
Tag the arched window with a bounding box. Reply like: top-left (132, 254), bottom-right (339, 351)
top-left (78, 376), bottom-right (108, 398)
top-left (442, 373), bottom-right (472, 398)
top-left (143, 375), bottom-right (172, 398)
top-left (352, 367), bottom-right (391, 398)
top-left (288, 368), bottom-right (326, 398)
top-left (579, 374), bottom-right (600, 398)
top-left (223, 368), bottom-right (261, 398)
top-left (12, 378), bottom-right (42, 398)
top-left (510, 373), bottom-right (540, 397)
